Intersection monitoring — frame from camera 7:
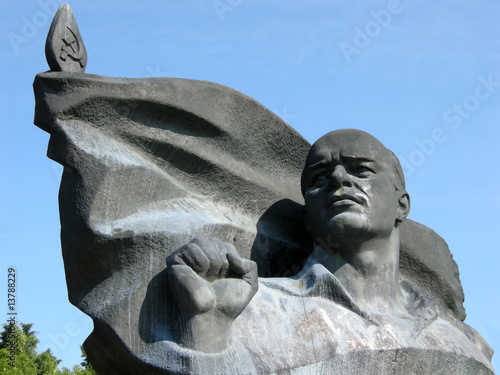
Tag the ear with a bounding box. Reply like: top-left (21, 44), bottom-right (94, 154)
top-left (396, 192), bottom-right (410, 225)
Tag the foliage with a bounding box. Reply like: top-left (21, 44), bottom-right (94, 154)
top-left (0, 323), bottom-right (96, 374)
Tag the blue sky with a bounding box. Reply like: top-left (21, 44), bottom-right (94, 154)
top-left (1, 0), bottom-right (499, 370)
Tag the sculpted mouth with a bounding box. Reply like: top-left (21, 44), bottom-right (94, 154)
top-left (327, 194), bottom-right (364, 208)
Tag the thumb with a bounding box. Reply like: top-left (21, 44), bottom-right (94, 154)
top-left (226, 253), bottom-right (258, 293)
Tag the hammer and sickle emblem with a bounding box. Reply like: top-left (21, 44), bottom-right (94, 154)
top-left (60, 26), bottom-right (85, 68)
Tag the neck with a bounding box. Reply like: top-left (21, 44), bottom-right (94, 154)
top-left (312, 229), bottom-right (404, 315)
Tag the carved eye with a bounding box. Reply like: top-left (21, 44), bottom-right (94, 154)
top-left (312, 173), bottom-right (330, 186)
top-left (347, 164), bottom-right (375, 177)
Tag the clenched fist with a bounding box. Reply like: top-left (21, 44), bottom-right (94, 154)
top-left (167, 237), bottom-right (258, 352)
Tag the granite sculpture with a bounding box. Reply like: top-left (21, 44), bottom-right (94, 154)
top-left (33, 4), bottom-right (494, 374)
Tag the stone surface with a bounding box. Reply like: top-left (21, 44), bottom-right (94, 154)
top-left (32, 6), bottom-right (493, 373)
top-left (33, 72), bottom-right (493, 374)
top-left (45, 4), bottom-right (86, 73)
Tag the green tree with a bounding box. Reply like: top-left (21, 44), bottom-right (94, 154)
top-left (0, 322), bottom-right (39, 374)
top-left (0, 323), bottom-right (97, 374)
top-left (65, 346), bottom-right (97, 375)
top-left (34, 349), bottom-right (61, 374)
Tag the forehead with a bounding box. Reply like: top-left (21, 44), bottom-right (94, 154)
top-left (307, 130), bottom-right (391, 167)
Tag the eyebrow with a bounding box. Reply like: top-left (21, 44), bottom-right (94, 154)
top-left (306, 155), bottom-right (377, 173)
top-left (341, 156), bottom-right (377, 164)
top-left (305, 159), bottom-right (330, 176)
top-left (304, 155), bottom-right (381, 187)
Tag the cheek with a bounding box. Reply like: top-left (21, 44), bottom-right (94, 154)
top-left (305, 188), bottom-right (330, 214)
top-left (304, 188), bottom-right (321, 206)
top-left (304, 191), bottom-right (328, 227)
top-left (360, 177), bottom-right (392, 198)
top-left (368, 185), bottom-right (399, 215)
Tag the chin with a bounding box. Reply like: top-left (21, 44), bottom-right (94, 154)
top-left (319, 213), bottom-right (369, 242)
top-left (329, 211), bottom-right (367, 230)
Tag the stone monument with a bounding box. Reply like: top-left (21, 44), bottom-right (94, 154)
top-left (34, 5), bottom-right (494, 374)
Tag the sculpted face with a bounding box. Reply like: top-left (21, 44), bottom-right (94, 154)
top-left (302, 129), bottom-right (409, 251)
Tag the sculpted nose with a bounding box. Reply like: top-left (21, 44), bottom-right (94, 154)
top-left (328, 165), bottom-right (352, 189)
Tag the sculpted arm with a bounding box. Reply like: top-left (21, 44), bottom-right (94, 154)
top-left (167, 236), bottom-right (258, 353)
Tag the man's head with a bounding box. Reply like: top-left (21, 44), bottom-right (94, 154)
top-left (301, 129), bottom-right (410, 252)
